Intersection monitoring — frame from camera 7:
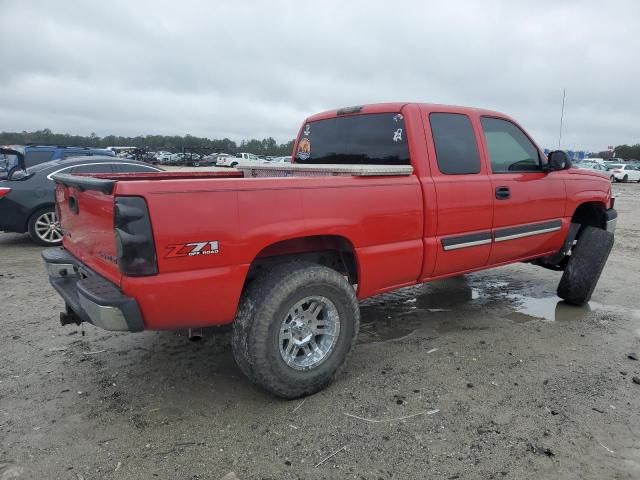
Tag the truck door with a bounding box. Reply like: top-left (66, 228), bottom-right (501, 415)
top-left (479, 116), bottom-right (566, 265)
top-left (423, 112), bottom-right (494, 278)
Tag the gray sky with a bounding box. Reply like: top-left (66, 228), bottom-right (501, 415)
top-left (1, 0), bottom-right (638, 151)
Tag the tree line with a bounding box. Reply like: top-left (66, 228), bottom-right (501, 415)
top-left (0, 129), bottom-right (296, 157)
top-left (594, 144), bottom-right (640, 160)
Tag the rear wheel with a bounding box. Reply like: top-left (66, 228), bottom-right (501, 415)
top-left (232, 261), bottom-right (360, 399)
top-left (557, 226), bottom-right (614, 306)
top-left (230, 162), bottom-right (238, 168)
top-left (610, 175), bottom-right (615, 182)
top-left (28, 207), bottom-right (63, 246)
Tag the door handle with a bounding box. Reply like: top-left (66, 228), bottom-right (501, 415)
top-left (495, 186), bottom-right (510, 200)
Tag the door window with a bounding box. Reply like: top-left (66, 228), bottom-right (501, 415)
top-left (481, 117), bottom-right (541, 173)
top-left (429, 113), bottom-right (481, 174)
top-left (24, 150), bottom-right (54, 168)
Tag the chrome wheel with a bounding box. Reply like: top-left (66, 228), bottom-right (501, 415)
top-left (34, 211), bottom-right (62, 244)
top-left (278, 296), bottom-right (340, 370)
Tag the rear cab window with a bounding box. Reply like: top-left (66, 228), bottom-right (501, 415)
top-left (429, 113), bottom-right (481, 174)
top-left (294, 113), bottom-right (410, 165)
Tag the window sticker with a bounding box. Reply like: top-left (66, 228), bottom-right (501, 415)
top-left (393, 128), bottom-right (403, 142)
top-left (303, 124), bottom-right (311, 136)
top-left (296, 137), bottom-right (311, 160)
top-left (393, 114), bottom-right (403, 122)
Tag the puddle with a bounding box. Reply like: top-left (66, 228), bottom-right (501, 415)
top-left (357, 273), bottom-right (640, 343)
top-left (358, 277), bottom-right (479, 344)
top-left (505, 295), bottom-right (599, 322)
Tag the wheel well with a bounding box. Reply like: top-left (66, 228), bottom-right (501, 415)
top-left (571, 202), bottom-right (606, 230)
top-left (244, 235), bottom-right (358, 291)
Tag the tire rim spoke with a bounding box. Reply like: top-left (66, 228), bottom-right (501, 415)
top-left (278, 295), bottom-right (340, 370)
top-left (35, 211), bottom-right (62, 243)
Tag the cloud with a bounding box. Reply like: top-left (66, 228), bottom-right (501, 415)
top-left (0, 0), bottom-right (638, 150)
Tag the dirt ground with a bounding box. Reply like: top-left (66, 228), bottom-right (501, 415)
top-left (2, 183), bottom-right (640, 480)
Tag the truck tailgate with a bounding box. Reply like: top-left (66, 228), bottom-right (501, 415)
top-left (54, 176), bottom-right (122, 286)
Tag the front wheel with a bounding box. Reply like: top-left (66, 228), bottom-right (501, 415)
top-left (232, 261), bottom-right (360, 399)
top-left (230, 162), bottom-right (238, 168)
top-left (610, 175), bottom-right (615, 182)
top-left (28, 207), bottom-right (63, 246)
top-left (623, 174), bottom-right (629, 183)
top-left (557, 226), bottom-right (614, 306)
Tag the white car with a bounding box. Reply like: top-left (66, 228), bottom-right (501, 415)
top-left (271, 156), bottom-right (292, 163)
top-left (575, 162), bottom-right (608, 174)
top-left (607, 164), bottom-right (640, 183)
top-left (217, 152), bottom-right (262, 167)
top-left (216, 153), bottom-right (238, 167)
top-left (154, 151), bottom-right (173, 163)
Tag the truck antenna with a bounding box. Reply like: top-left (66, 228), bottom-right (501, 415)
top-left (558, 88), bottom-right (566, 149)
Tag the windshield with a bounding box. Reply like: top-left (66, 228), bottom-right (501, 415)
top-left (295, 113), bottom-right (410, 165)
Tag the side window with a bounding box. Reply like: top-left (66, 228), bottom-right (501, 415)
top-left (429, 113), bottom-right (481, 174)
top-left (113, 163), bottom-right (158, 173)
top-left (24, 150), bottom-right (54, 168)
top-left (70, 164), bottom-right (114, 174)
top-left (62, 151), bottom-right (90, 159)
top-left (481, 117), bottom-right (541, 173)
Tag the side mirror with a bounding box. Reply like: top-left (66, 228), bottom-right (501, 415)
top-left (546, 150), bottom-right (572, 171)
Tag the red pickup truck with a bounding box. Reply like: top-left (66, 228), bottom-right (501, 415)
top-left (43, 103), bottom-right (616, 398)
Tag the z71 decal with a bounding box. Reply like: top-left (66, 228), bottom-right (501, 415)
top-left (165, 241), bottom-right (220, 258)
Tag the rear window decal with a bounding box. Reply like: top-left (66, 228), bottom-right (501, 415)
top-left (296, 138), bottom-right (311, 160)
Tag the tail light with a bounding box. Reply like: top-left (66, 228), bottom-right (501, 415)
top-left (114, 196), bottom-right (158, 276)
top-left (0, 187), bottom-right (11, 198)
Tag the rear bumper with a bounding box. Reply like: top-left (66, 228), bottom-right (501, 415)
top-left (42, 248), bottom-right (144, 332)
top-left (606, 208), bottom-right (617, 233)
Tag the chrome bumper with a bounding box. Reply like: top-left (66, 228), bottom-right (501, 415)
top-left (606, 208), bottom-right (617, 233)
top-left (42, 248), bottom-right (144, 332)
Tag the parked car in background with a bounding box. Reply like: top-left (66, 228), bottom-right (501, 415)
top-left (606, 164), bottom-right (640, 182)
top-left (575, 162), bottom-right (608, 175)
top-left (216, 153), bottom-right (239, 167)
top-left (0, 145), bottom-right (115, 180)
top-left (0, 153), bottom-right (162, 245)
top-left (154, 151), bottom-right (173, 163)
top-left (236, 152), bottom-right (261, 162)
top-left (271, 156), bottom-right (292, 163)
top-left (199, 153), bottom-right (219, 166)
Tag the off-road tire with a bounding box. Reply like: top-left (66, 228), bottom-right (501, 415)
top-left (232, 261), bottom-right (360, 399)
top-left (557, 226), bottom-right (614, 306)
